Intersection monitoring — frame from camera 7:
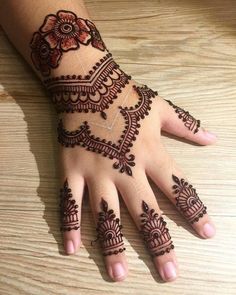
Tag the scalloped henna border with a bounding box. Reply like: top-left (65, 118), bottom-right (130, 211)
top-left (57, 85), bottom-right (158, 176)
top-left (44, 53), bottom-right (131, 118)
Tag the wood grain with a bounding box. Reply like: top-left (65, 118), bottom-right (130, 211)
top-left (0, 0), bottom-right (236, 294)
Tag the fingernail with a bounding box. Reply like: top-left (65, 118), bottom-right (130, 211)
top-left (205, 131), bottom-right (217, 140)
top-left (112, 263), bottom-right (126, 280)
top-left (66, 240), bottom-right (74, 254)
top-left (203, 223), bottom-right (216, 238)
top-left (163, 262), bottom-right (177, 281)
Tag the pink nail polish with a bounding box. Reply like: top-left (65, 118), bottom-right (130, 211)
top-left (112, 263), bottom-right (125, 279)
top-left (203, 223), bottom-right (216, 238)
top-left (205, 131), bottom-right (217, 140)
top-left (163, 262), bottom-right (176, 281)
top-left (66, 240), bottom-right (74, 254)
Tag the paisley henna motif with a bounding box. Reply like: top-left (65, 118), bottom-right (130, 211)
top-left (172, 175), bottom-right (207, 224)
top-left (92, 198), bottom-right (125, 256)
top-left (44, 53), bottom-right (131, 118)
top-left (140, 201), bottom-right (174, 257)
top-left (57, 85), bottom-right (158, 176)
top-left (60, 179), bottom-right (80, 231)
top-left (166, 100), bottom-right (200, 133)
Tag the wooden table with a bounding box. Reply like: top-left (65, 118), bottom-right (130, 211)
top-left (0, 0), bottom-right (236, 294)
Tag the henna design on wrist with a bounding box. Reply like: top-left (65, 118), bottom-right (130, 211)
top-left (57, 85), bottom-right (158, 176)
top-left (166, 100), bottom-right (200, 133)
top-left (30, 10), bottom-right (106, 76)
top-left (172, 175), bottom-right (207, 224)
top-left (60, 179), bottom-right (80, 231)
top-left (140, 201), bottom-right (174, 257)
top-left (91, 198), bottom-right (125, 256)
top-left (44, 53), bottom-right (131, 118)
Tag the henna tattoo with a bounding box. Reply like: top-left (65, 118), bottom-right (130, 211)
top-left (91, 198), bottom-right (125, 256)
top-left (172, 175), bottom-right (207, 224)
top-left (85, 20), bottom-right (106, 52)
top-left (44, 53), bottom-right (131, 118)
top-left (59, 179), bottom-right (80, 231)
top-left (30, 10), bottom-right (106, 76)
top-left (140, 201), bottom-right (174, 257)
top-left (30, 32), bottom-right (62, 76)
top-left (166, 100), bottom-right (200, 133)
top-left (57, 85), bottom-right (158, 176)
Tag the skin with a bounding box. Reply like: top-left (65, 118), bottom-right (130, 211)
top-left (0, 0), bottom-right (217, 283)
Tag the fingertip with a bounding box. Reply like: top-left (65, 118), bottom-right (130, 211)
top-left (64, 240), bottom-right (75, 255)
top-left (106, 255), bottom-right (128, 282)
top-left (202, 222), bottom-right (216, 239)
top-left (192, 214), bottom-right (216, 239)
top-left (63, 230), bottom-right (81, 255)
top-left (198, 129), bottom-right (217, 145)
top-left (154, 251), bottom-right (179, 282)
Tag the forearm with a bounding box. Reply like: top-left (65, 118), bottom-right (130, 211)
top-left (0, 0), bottom-right (106, 80)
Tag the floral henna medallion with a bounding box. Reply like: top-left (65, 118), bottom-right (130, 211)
top-left (91, 198), bottom-right (125, 256)
top-left (172, 175), bottom-right (207, 224)
top-left (44, 53), bottom-right (131, 119)
top-left (30, 10), bottom-right (106, 76)
top-left (166, 100), bottom-right (200, 133)
top-left (60, 179), bottom-right (80, 231)
top-left (140, 201), bottom-right (174, 257)
top-left (57, 85), bottom-right (158, 176)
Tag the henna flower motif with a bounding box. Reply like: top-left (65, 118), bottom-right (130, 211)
top-left (86, 20), bottom-right (106, 51)
top-left (40, 10), bottom-right (91, 51)
top-left (30, 32), bottom-right (61, 76)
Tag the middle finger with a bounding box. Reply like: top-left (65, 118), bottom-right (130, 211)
top-left (116, 170), bottom-right (178, 282)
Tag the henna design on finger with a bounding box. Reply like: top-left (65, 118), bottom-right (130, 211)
top-left (91, 198), bottom-right (125, 256)
top-left (57, 85), bottom-right (158, 176)
top-left (172, 175), bottom-right (207, 224)
top-left (140, 201), bottom-right (174, 257)
top-left (44, 53), bottom-right (131, 118)
top-left (30, 10), bottom-right (106, 76)
top-left (59, 179), bottom-right (80, 231)
top-left (166, 100), bottom-right (200, 133)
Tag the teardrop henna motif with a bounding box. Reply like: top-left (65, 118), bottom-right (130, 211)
top-left (59, 179), bottom-right (80, 231)
top-left (166, 100), bottom-right (200, 133)
top-left (172, 175), bottom-right (207, 224)
top-left (57, 85), bottom-right (158, 176)
top-left (44, 53), bottom-right (131, 118)
top-left (140, 201), bottom-right (174, 257)
top-left (91, 198), bottom-right (125, 256)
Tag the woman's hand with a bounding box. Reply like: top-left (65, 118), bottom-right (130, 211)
top-left (0, 4), bottom-right (217, 283)
top-left (49, 52), bottom-right (216, 282)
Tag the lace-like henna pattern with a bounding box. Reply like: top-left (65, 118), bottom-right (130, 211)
top-left (91, 198), bottom-right (125, 256)
top-left (30, 10), bottom-right (106, 76)
top-left (59, 179), bottom-right (80, 231)
top-left (57, 85), bottom-right (158, 176)
top-left (172, 175), bottom-right (207, 224)
top-left (140, 201), bottom-right (174, 257)
top-left (166, 100), bottom-right (200, 133)
top-left (44, 53), bottom-right (131, 119)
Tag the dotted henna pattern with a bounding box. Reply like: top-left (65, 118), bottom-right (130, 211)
top-left (91, 198), bottom-right (125, 256)
top-left (166, 100), bottom-right (200, 133)
top-left (140, 201), bottom-right (174, 257)
top-left (57, 85), bottom-right (158, 176)
top-left (172, 175), bottom-right (207, 224)
top-left (44, 53), bottom-right (131, 119)
top-left (60, 179), bottom-right (80, 231)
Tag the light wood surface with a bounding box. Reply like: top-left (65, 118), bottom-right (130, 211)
top-left (0, 0), bottom-right (236, 294)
